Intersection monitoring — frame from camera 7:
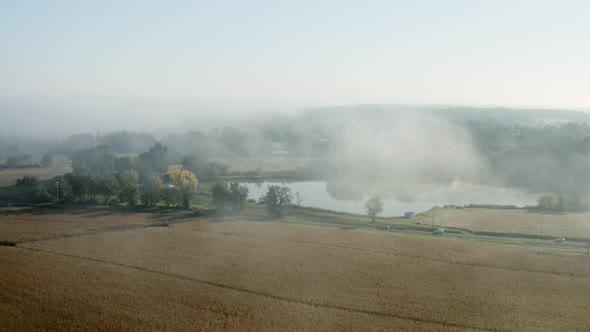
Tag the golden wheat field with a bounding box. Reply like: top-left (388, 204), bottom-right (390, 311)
top-left (0, 209), bottom-right (164, 243)
top-left (430, 208), bottom-right (590, 238)
top-left (2, 211), bottom-right (590, 331)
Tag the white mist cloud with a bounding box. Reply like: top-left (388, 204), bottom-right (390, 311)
top-left (326, 113), bottom-right (490, 199)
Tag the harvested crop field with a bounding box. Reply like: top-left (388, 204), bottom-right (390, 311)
top-left (0, 163), bottom-right (72, 186)
top-left (430, 208), bottom-right (590, 238)
top-left (2, 212), bottom-right (590, 331)
top-left (0, 208), bottom-right (174, 243)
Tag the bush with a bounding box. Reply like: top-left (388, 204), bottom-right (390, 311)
top-left (15, 175), bottom-right (52, 204)
top-left (211, 182), bottom-right (229, 212)
top-left (228, 182), bottom-right (249, 212)
top-left (537, 194), bottom-right (562, 210)
top-left (211, 182), bottom-right (249, 213)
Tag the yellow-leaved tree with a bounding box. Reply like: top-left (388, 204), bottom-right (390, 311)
top-left (169, 169), bottom-right (199, 209)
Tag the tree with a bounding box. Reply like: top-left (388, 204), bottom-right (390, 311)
top-left (211, 182), bottom-right (229, 212)
top-left (15, 175), bottom-right (51, 204)
top-left (138, 141), bottom-right (169, 174)
top-left (15, 175), bottom-right (40, 189)
top-left (259, 185), bottom-right (292, 217)
top-left (86, 176), bottom-right (101, 202)
top-left (169, 169), bottom-right (199, 209)
top-left (140, 175), bottom-right (164, 207)
top-left (211, 182), bottom-right (249, 213)
top-left (114, 156), bottom-right (137, 172)
top-left (162, 185), bottom-right (178, 208)
top-left (96, 176), bottom-right (119, 205)
top-left (537, 194), bottom-right (562, 210)
top-left (64, 173), bottom-right (89, 203)
top-left (365, 196), bottom-right (383, 222)
top-left (40, 154), bottom-right (53, 167)
top-left (117, 170), bottom-right (139, 207)
top-left (228, 182), bottom-right (249, 212)
top-left (6, 154), bottom-right (32, 168)
top-left (71, 145), bottom-right (115, 176)
top-left (51, 175), bottom-right (74, 203)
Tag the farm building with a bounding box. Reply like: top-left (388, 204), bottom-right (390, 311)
top-left (404, 211), bottom-right (415, 219)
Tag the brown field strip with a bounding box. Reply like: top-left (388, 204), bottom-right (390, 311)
top-left (0, 210), bottom-right (187, 243)
top-left (174, 220), bottom-right (590, 278)
top-left (15, 222), bottom-right (590, 330)
top-left (3, 213), bottom-right (590, 330)
top-left (432, 208), bottom-right (590, 238)
top-left (1, 247), bottom-right (462, 331)
top-left (15, 246), bottom-right (498, 332)
top-left (179, 227), bottom-right (590, 279)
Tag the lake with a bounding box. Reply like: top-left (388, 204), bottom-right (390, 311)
top-left (245, 180), bottom-right (540, 217)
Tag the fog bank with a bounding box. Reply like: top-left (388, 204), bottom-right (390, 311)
top-left (324, 113), bottom-right (492, 200)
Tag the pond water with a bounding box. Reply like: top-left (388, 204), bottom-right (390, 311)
top-left (245, 181), bottom-right (540, 217)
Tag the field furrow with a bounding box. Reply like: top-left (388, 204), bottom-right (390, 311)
top-left (3, 212), bottom-right (590, 331)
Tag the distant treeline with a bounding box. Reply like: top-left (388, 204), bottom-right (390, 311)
top-left (0, 127), bottom-right (274, 162)
top-left (466, 121), bottom-right (590, 200)
top-left (0, 153), bottom-right (53, 169)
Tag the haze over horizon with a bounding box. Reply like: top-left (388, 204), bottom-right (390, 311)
top-left (3, 95), bottom-right (590, 138)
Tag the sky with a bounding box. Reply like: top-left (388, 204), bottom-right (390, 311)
top-left (2, 0), bottom-right (590, 109)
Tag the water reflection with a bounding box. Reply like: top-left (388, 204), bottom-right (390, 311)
top-left (245, 180), bottom-right (540, 217)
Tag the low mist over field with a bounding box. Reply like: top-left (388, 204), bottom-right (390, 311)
top-left (5, 103), bottom-right (590, 205)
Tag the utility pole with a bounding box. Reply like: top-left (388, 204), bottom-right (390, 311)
top-left (432, 208), bottom-right (436, 226)
top-left (55, 181), bottom-right (60, 202)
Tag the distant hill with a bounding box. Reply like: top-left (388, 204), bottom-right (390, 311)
top-left (3, 97), bottom-right (590, 139)
top-left (301, 105), bottom-right (590, 126)
top-left (0, 96), bottom-right (301, 138)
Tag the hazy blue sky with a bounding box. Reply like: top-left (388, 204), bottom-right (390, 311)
top-left (2, 0), bottom-right (590, 108)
